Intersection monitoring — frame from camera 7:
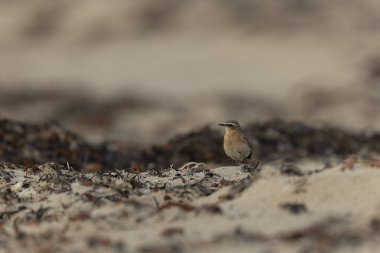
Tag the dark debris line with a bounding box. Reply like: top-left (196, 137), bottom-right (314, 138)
top-left (146, 119), bottom-right (380, 167)
top-left (1, 118), bottom-right (380, 171)
top-left (0, 119), bottom-right (131, 170)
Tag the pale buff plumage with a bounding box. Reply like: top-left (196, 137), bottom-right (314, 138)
top-left (218, 120), bottom-right (252, 163)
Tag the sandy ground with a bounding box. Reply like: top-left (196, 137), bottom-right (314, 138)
top-left (2, 159), bottom-right (380, 253)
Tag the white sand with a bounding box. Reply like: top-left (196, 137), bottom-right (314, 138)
top-left (2, 160), bottom-right (380, 252)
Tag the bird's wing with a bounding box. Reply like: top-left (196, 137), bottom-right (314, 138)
top-left (242, 136), bottom-right (249, 146)
top-left (237, 136), bottom-right (252, 160)
top-left (242, 136), bottom-right (252, 149)
top-left (242, 136), bottom-right (253, 160)
top-left (246, 148), bottom-right (252, 160)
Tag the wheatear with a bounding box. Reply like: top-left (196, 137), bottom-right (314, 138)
top-left (218, 120), bottom-right (259, 170)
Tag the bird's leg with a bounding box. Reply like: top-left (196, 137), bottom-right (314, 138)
top-left (237, 161), bottom-right (247, 170)
top-left (251, 160), bottom-right (260, 174)
top-left (253, 160), bottom-right (260, 170)
top-left (239, 160), bottom-right (248, 170)
top-left (240, 159), bottom-right (260, 174)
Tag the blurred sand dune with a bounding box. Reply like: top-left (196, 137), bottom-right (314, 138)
top-left (1, 0), bottom-right (380, 144)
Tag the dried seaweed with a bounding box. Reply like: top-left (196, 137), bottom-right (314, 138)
top-left (1, 119), bottom-right (380, 171)
top-left (280, 163), bottom-right (303, 176)
top-left (143, 119), bottom-right (380, 168)
top-left (0, 119), bottom-right (131, 170)
top-left (280, 202), bottom-right (308, 214)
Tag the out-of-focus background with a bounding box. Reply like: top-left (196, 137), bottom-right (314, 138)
top-left (1, 0), bottom-right (380, 147)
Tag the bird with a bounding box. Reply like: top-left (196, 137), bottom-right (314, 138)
top-left (218, 120), bottom-right (259, 170)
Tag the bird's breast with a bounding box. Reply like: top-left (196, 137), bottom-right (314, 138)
top-left (223, 130), bottom-right (240, 151)
top-left (223, 129), bottom-right (250, 161)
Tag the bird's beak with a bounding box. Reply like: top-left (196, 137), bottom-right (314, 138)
top-left (218, 123), bottom-right (226, 127)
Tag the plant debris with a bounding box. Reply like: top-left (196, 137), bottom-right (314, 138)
top-left (1, 119), bottom-right (380, 171)
top-left (0, 160), bottom-right (253, 252)
top-left (280, 202), bottom-right (308, 214)
top-left (279, 163), bottom-right (304, 177)
top-left (0, 119), bottom-right (132, 170)
top-left (144, 119), bottom-right (380, 168)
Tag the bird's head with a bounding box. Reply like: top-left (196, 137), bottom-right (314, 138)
top-left (218, 120), bottom-right (241, 131)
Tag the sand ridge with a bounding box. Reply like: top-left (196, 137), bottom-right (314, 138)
top-left (2, 158), bottom-right (380, 253)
